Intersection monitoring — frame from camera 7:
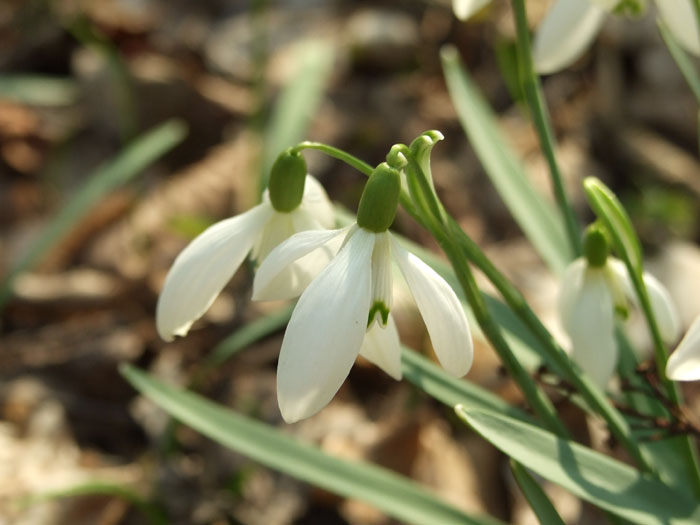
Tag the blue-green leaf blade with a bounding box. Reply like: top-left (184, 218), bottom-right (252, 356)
top-left (457, 407), bottom-right (700, 524)
top-left (122, 365), bottom-right (505, 525)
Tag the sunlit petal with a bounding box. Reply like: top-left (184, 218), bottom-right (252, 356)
top-left (156, 203), bottom-right (273, 341)
top-left (300, 175), bottom-right (336, 229)
top-left (558, 258), bottom-right (588, 330)
top-left (391, 237), bottom-right (473, 377)
top-left (657, 0), bottom-right (700, 56)
top-left (276, 228), bottom-right (375, 422)
top-left (564, 267), bottom-right (617, 388)
top-left (359, 314), bottom-right (402, 380)
top-left (607, 258), bottom-right (681, 343)
top-left (252, 225), bottom-right (351, 301)
top-left (667, 314), bottom-right (700, 381)
top-left (250, 211), bottom-right (296, 264)
top-left (533, 0), bottom-right (607, 74)
top-left (452, 0), bottom-right (491, 21)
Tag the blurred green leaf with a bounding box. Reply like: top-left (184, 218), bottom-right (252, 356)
top-left (0, 120), bottom-right (187, 308)
top-left (457, 407), bottom-right (700, 524)
top-left (23, 481), bottom-right (166, 525)
top-left (509, 460), bottom-right (565, 525)
top-left (658, 20), bottom-right (700, 105)
top-left (121, 365), bottom-right (505, 525)
top-left (441, 46), bottom-right (571, 273)
top-left (261, 40), bottom-right (335, 185)
top-left (0, 75), bottom-right (79, 106)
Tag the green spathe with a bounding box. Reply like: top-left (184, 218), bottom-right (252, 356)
top-left (357, 163), bottom-right (401, 233)
top-left (268, 149), bottom-right (307, 212)
top-left (583, 224), bottom-right (609, 267)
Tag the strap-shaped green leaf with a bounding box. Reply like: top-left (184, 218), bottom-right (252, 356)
top-left (441, 46), bottom-right (571, 272)
top-left (121, 365), bottom-right (505, 525)
top-left (457, 407), bottom-right (700, 524)
top-left (509, 460), bottom-right (565, 525)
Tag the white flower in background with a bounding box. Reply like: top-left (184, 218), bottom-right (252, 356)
top-left (666, 315), bottom-right (700, 381)
top-left (452, 0), bottom-right (491, 20)
top-left (156, 150), bottom-right (334, 342)
top-left (534, 0), bottom-right (700, 74)
top-left (253, 163), bottom-right (474, 423)
top-left (559, 226), bottom-right (679, 388)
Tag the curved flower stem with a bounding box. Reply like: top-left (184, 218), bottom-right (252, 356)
top-left (291, 141), bottom-right (374, 176)
top-left (510, 0), bottom-right (581, 258)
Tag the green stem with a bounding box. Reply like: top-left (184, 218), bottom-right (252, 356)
top-left (444, 216), bottom-right (652, 472)
top-left (511, 0), bottom-right (581, 258)
top-left (292, 142), bottom-right (374, 176)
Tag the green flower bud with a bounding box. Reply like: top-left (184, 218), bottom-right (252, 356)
top-left (357, 163), bottom-right (401, 233)
top-left (268, 149), bottom-right (307, 213)
top-left (583, 224), bottom-right (610, 267)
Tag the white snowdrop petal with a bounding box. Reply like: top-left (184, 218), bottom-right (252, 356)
top-left (558, 258), bottom-right (588, 331)
top-left (667, 315), bottom-right (700, 381)
top-left (359, 314), bottom-right (402, 380)
top-left (276, 229), bottom-right (375, 423)
top-left (452, 0), bottom-right (491, 21)
top-left (566, 268), bottom-right (618, 389)
top-left (657, 0), bottom-right (700, 56)
top-left (250, 211), bottom-right (296, 264)
top-left (156, 203), bottom-right (273, 341)
top-left (533, 0), bottom-right (607, 74)
top-left (391, 237), bottom-right (473, 377)
top-left (643, 271), bottom-right (681, 343)
top-left (301, 175), bottom-right (336, 229)
top-left (252, 225), bottom-right (351, 301)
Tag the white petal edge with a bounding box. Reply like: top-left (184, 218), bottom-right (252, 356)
top-left (452, 0), bottom-right (491, 21)
top-left (300, 175), bottom-right (336, 229)
top-left (252, 225), bottom-right (351, 301)
top-left (276, 228), bottom-right (375, 423)
top-left (156, 203), bottom-right (273, 341)
top-left (607, 258), bottom-right (681, 343)
top-left (533, 0), bottom-right (607, 74)
top-left (558, 258), bottom-right (588, 331)
top-left (667, 314), bottom-right (700, 381)
top-left (565, 267), bottom-right (617, 389)
top-left (657, 0), bottom-right (700, 56)
top-left (359, 314), bottom-right (402, 380)
top-left (391, 236), bottom-right (473, 377)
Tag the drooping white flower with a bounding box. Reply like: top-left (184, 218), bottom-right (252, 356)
top-left (534, 0), bottom-right (700, 74)
top-left (559, 228), bottom-right (680, 388)
top-left (253, 163), bottom-right (474, 422)
top-left (666, 315), bottom-right (700, 381)
top-left (156, 151), bottom-right (334, 342)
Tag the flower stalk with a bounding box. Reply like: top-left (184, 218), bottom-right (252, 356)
top-left (511, 0), bottom-right (581, 258)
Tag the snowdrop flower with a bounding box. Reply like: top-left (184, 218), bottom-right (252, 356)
top-left (559, 225), bottom-right (680, 388)
top-left (666, 315), bottom-right (700, 381)
top-left (534, 0), bottom-right (700, 74)
top-left (254, 163), bottom-right (474, 422)
top-left (452, 0), bottom-right (491, 20)
top-left (156, 150), bottom-right (334, 342)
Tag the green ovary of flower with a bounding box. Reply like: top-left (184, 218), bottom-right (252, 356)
top-left (583, 224), bottom-right (609, 267)
top-left (356, 162), bottom-right (401, 233)
top-left (268, 149), bottom-right (308, 213)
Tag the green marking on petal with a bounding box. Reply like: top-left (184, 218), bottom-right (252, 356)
top-left (367, 301), bottom-right (390, 327)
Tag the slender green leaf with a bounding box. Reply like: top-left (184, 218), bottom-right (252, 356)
top-left (509, 460), bottom-right (565, 525)
top-left (457, 407), bottom-right (700, 524)
top-left (262, 40), bottom-right (334, 183)
top-left (121, 365), bottom-right (504, 525)
top-left (583, 177), bottom-right (643, 274)
top-left (22, 481), bottom-right (166, 525)
top-left (658, 20), bottom-right (700, 104)
top-left (441, 46), bottom-right (571, 272)
top-left (0, 120), bottom-right (187, 308)
top-left (0, 75), bottom-right (79, 106)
